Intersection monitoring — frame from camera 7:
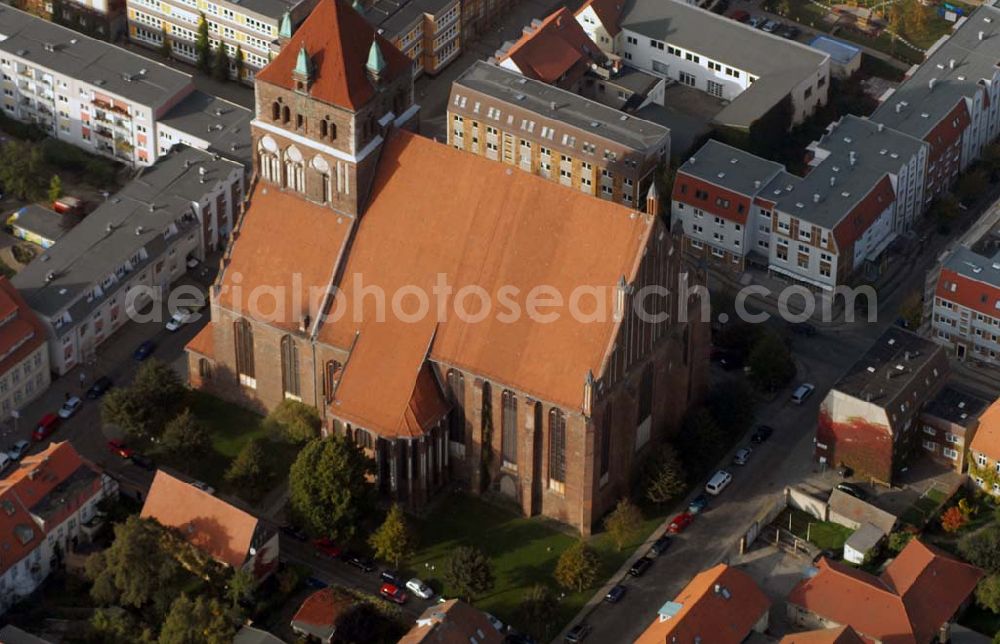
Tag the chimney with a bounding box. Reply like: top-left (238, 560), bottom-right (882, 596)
top-left (645, 182), bottom-right (660, 217)
top-left (813, 193), bottom-right (821, 203)
top-left (830, 176), bottom-right (836, 187)
top-left (849, 151), bottom-right (856, 166)
top-left (980, 30), bottom-right (986, 41)
top-left (929, 78), bottom-right (936, 90)
top-left (949, 58), bottom-right (956, 69)
top-left (754, 179), bottom-right (761, 189)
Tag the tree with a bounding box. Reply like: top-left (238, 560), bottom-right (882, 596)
top-left (978, 575), bottom-right (1000, 614)
top-left (555, 540), bottom-right (600, 592)
top-left (234, 45), bottom-right (245, 81)
top-left (158, 594), bottom-right (236, 644)
top-left (224, 437), bottom-right (270, 499)
top-left (102, 388), bottom-right (149, 438)
top-left (748, 331), bottom-right (795, 392)
top-left (899, 292), bottom-right (923, 331)
top-left (960, 525), bottom-right (1000, 574)
top-left (196, 14), bottom-right (211, 72)
top-left (675, 408), bottom-right (727, 475)
top-left (519, 585), bottom-right (558, 640)
top-left (444, 546), bottom-right (495, 603)
top-left (211, 43), bottom-right (230, 82)
top-left (47, 174), bottom-right (62, 204)
top-left (90, 607), bottom-right (155, 644)
top-left (904, 0), bottom-right (931, 41)
top-left (643, 442), bottom-right (686, 506)
top-left (160, 409), bottom-right (210, 459)
top-left (931, 195), bottom-right (961, 223)
top-left (103, 360), bottom-right (185, 440)
top-left (887, 530), bottom-right (915, 554)
top-left (369, 503), bottom-right (416, 568)
top-left (288, 436), bottom-right (375, 541)
top-left (0, 141), bottom-right (45, 200)
top-left (265, 399), bottom-right (321, 443)
top-left (85, 516), bottom-right (184, 621)
top-left (942, 506), bottom-right (969, 533)
top-left (888, 1), bottom-right (905, 40)
top-left (958, 169), bottom-right (989, 205)
top-left (160, 30), bottom-right (172, 59)
top-left (707, 379), bottom-right (757, 437)
top-left (603, 498), bottom-right (643, 551)
top-left (225, 567), bottom-right (255, 608)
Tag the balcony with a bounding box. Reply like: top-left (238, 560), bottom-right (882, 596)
top-left (94, 127), bottom-right (113, 139)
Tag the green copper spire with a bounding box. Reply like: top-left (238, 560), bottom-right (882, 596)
top-left (294, 45), bottom-right (312, 79)
top-left (366, 40), bottom-right (386, 76)
top-left (279, 11), bottom-right (291, 39)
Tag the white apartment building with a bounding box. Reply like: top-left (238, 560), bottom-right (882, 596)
top-left (0, 442), bottom-right (117, 615)
top-left (578, 0), bottom-right (830, 130)
top-left (128, 0), bottom-right (316, 82)
top-left (12, 147), bottom-right (243, 375)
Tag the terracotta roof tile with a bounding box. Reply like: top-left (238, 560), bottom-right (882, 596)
top-left (256, 0), bottom-right (411, 110)
top-left (787, 539), bottom-right (982, 644)
top-left (216, 182), bottom-right (354, 333)
top-left (292, 587), bottom-right (354, 629)
top-left (0, 278), bottom-right (46, 376)
top-left (574, 0), bottom-right (624, 36)
top-left (498, 8), bottom-right (603, 85)
top-left (0, 442), bottom-right (102, 578)
top-left (319, 129), bottom-right (652, 416)
top-left (635, 564), bottom-right (771, 644)
top-left (780, 626), bottom-right (866, 644)
top-left (141, 470), bottom-right (259, 568)
top-left (186, 324), bottom-right (214, 359)
top-left (399, 599), bottom-right (504, 644)
top-left (971, 397), bottom-right (1000, 461)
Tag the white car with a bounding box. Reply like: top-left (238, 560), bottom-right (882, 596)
top-left (406, 578), bottom-right (433, 599)
top-left (165, 308), bottom-right (194, 332)
top-left (7, 439), bottom-right (29, 461)
top-left (58, 396), bottom-right (82, 419)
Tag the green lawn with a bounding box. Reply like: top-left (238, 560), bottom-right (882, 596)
top-left (808, 521), bottom-right (854, 551)
top-left (156, 391), bottom-right (299, 503)
top-left (408, 494), bottom-right (663, 637)
top-left (900, 487), bottom-right (949, 528)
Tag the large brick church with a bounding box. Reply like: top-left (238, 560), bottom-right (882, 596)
top-left (186, 0), bottom-right (709, 534)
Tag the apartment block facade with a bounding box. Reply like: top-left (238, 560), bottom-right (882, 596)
top-left (127, 0), bottom-right (316, 83)
top-left (815, 327), bottom-right (949, 484)
top-left (918, 385), bottom-right (988, 474)
top-left (0, 279), bottom-right (50, 419)
top-left (13, 147), bottom-right (243, 375)
top-left (360, 0), bottom-right (461, 78)
top-left (0, 442), bottom-right (117, 615)
top-left (448, 61), bottom-right (669, 208)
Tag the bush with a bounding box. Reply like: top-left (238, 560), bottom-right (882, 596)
top-left (554, 540), bottom-right (600, 592)
top-left (160, 409), bottom-right (210, 459)
top-left (265, 399), bottom-right (321, 443)
top-left (941, 506), bottom-right (968, 533)
top-left (11, 244), bottom-right (35, 265)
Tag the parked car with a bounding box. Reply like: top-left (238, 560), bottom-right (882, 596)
top-left (185, 256), bottom-right (201, 270)
top-left (313, 538), bottom-right (342, 559)
top-left (747, 16), bottom-right (764, 28)
top-left (705, 470), bottom-right (733, 495)
top-left (107, 440), bottom-right (132, 459)
top-left (837, 464), bottom-right (854, 478)
top-left (728, 9), bottom-right (750, 22)
top-left (58, 396), bottom-right (82, 419)
top-left (406, 578), bottom-right (434, 599)
top-left (0, 453), bottom-right (10, 473)
top-left (485, 613), bottom-right (504, 633)
top-left (380, 569), bottom-right (403, 585)
top-left (129, 453), bottom-right (155, 470)
top-left (648, 534), bottom-right (673, 557)
top-left (761, 19), bottom-right (780, 33)
top-left (305, 576), bottom-right (328, 589)
top-left (668, 512), bottom-right (694, 534)
top-left (751, 425), bottom-right (774, 444)
top-left (791, 383), bottom-right (815, 404)
top-left (32, 413), bottom-right (60, 441)
top-left (780, 25), bottom-right (801, 39)
top-left (133, 340), bottom-right (156, 361)
top-left (688, 494), bottom-right (709, 514)
top-left (281, 525), bottom-right (308, 542)
top-left (628, 557), bottom-right (653, 577)
top-left (165, 308), bottom-right (195, 332)
top-left (836, 482), bottom-right (869, 501)
top-left (565, 623), bottom-right (592, 643)
top-left (85, 376), bottom-right (113, 399)
top-left (7, 439), bottom-right (29, 461)
top-left (733, 446), bottom-right (753, 466)
top-left (604, 584), bottom-right (627, 603)
top-left (379, 582), bottom-right (407, 604)
top-left (192, 480), bottom-right (215, 494)
top-left (344, 553), bottom-right (376, 572)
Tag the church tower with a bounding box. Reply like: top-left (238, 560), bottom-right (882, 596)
top-left (251, 0), bottom-right (416, 217)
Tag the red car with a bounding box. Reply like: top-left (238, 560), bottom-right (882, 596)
top-left (32, 413), bottom-right (60, 442)
top-left (668, 512), bottom-right (694, 534)
top-left (379, 582), bottom-right (407, 605)
top-left (107, 440), bottom-right (133, 459)
top-left (313, 538), bottom-right (342, 559)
